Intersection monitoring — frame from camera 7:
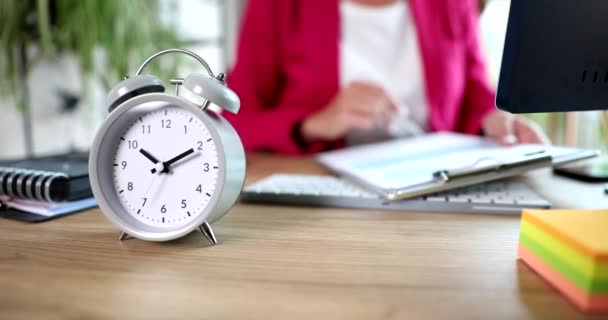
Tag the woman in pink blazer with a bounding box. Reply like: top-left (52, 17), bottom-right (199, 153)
top-left (224, 0), bottom-right (547, 155)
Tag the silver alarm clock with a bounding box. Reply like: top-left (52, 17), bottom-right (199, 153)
top-left (89, 49), bottom-right (246, 245)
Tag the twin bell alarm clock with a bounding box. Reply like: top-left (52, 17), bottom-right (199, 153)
top-left (89, 49), bottom-right (246, 245)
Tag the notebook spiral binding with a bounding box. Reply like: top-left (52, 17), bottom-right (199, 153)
top-left (0, 167), bottom-right (68, 203)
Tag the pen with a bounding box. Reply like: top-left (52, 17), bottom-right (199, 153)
top-left (433, 154), bottom-right (553, 182)
top-left (524, 150), bottom-right (546, 157)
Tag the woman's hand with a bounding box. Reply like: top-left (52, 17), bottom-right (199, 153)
top-left (482, 110), bottom-right (550, 145)
top-left (300, 82), bottom-right (397, 142)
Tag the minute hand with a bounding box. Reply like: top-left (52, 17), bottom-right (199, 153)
top-left (161, 149), bottom-right (195, 173)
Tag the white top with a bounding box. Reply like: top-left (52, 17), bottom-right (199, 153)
top-left (339, 0), bottom-right (429, 145)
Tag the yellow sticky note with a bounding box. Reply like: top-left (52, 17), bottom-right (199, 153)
top-left (522, 209), bottom-right (608, 261)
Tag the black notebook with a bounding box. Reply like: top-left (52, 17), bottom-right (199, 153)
top-left (0, 152), bottom-right (96, 222)
top-left (0, 152), bottom-right (91, 202)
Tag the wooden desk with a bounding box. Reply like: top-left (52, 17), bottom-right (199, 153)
top-left (1, 153), bottom-right (607, 320)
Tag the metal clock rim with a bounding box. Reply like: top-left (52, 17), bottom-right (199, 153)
top-left (89, 93), bottom-right (228, 242)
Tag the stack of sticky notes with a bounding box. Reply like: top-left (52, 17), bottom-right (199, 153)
top-left (518, 209), bottom-right (608, 314)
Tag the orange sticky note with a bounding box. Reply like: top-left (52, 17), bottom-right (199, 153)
top-left (519, 245), bottom-right (608, 313)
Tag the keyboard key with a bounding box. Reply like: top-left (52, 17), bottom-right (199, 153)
top-left (471, 198), bottom-right (492, 204)
top-left (426, 196), bottom-right (447, 202)
top-left (448, 197), bottom-right (470, 203)
top-left (494, 199), bottom-right (516, 205)
top-left (516, 199), bottom-right (551, 207)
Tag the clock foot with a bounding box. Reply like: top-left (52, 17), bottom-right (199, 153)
top-left (199, 221), bottom-right (218, 245)
top-left (118, 231), bottom-right (130, 241)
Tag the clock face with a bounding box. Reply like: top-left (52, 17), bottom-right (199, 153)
top-left (112, 106), bottom-right (219, 228)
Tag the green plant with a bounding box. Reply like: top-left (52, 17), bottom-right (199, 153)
top-left (0, 0), bottom-right (183, 98)
top-left (526, 112), bottom-right (567, 145)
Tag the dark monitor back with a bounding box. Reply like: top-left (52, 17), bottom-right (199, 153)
top-left (497, 0), bottom-right (608, 113)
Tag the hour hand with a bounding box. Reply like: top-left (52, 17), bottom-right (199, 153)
top-left (140, 148), bottom-right (160, 164)
top-left (139, 149), bottom-right (163, 173)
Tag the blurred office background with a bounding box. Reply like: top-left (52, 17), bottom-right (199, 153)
top-left (0, 0), bottom-right (604, 159)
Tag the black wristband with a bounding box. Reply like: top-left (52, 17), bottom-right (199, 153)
top-left (291, 121), bottom-right (310, 151)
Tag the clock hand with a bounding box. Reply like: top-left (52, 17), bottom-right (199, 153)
top-left (140, 149), bottom-right (165, 174)
top-left (142, 171), bottom-right (167, 201)
top-left (140, 148), bottom-right (160, 164)
top-left (167, 151), bottom-right (200, 171)
top-left (161, 148), bottom-right (195, 173)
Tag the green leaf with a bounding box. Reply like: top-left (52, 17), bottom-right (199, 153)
top-left (0, 0), bottom-right (183, 100)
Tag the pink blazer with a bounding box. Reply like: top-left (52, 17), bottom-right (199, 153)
top-left (224, 0), bottom-right (496, 155)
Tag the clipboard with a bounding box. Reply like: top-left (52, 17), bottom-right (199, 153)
top-left (316, 133), bottom-right (598, 200)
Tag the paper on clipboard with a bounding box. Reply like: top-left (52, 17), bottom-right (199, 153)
top-left (316, 133), bottom-right (598, 199)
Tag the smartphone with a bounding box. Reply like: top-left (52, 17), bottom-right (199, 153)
top-left (554, 163), bottom-right (608, 182)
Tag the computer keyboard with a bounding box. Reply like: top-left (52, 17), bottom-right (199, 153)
top-left (242, 174), bottom-right (551, 215)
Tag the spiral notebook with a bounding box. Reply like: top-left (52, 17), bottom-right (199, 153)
top-left (0, 152), bottom-right (95, 222)
top-left (0, 152), bottom-right (91, 202)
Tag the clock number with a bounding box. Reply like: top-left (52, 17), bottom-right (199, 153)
top-left (184, 125), bottom-right (188, 134)
top-left (204, 163), bottom-right (210, 172)
top-left (121, 161), bottom-right (127, 169)
top-left (127, 182), bottom-right (133, 191)
top-left (141, 198), bottom-right (147, 207)
top-left (197, 141), bottom-right (203, 151)
top-left (161, 205), bottom-right (167, 213)
top-left (181, 199), bottom-right (187, 208)
top-left (161, 119), bottom-right (172, 128)
top-left (196, 184), bottom-right (202, 193)
top-left (128, 140), bottom-right (138, 149)
top-left (141, 125), bottom-right (151, 134)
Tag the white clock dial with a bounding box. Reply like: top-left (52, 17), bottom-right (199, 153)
top-left (112, 106), bottom-right (219, 228)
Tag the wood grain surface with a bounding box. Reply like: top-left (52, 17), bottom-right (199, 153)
top-left (0, 153), bottom-right (606, 320)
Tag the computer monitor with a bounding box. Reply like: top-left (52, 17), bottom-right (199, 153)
top-left (496, 0), bottom-right (608, 113)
